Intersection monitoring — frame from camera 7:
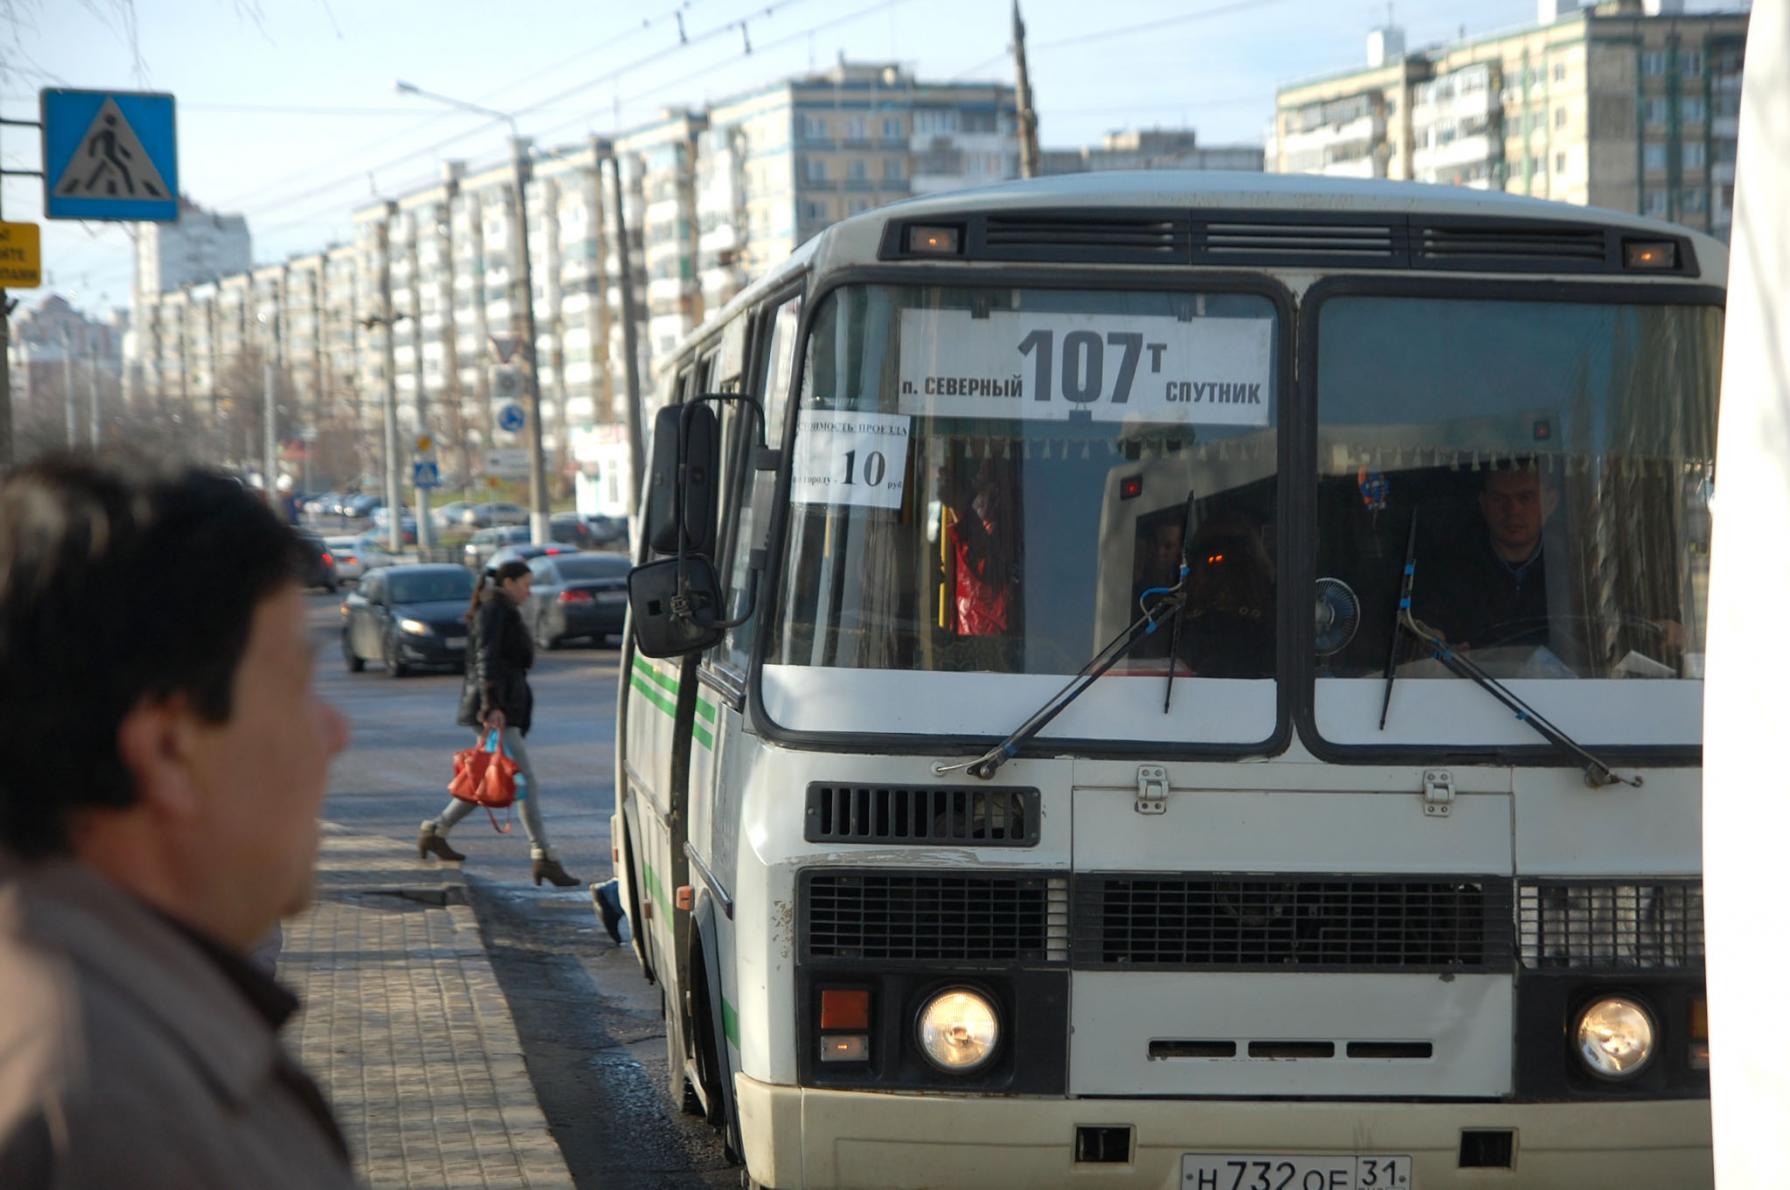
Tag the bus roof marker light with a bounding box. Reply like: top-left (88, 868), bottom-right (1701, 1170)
top-left (1623, 240), bottom-right (1679, 270)
top-left (905, 224), bottom-right (962, 255)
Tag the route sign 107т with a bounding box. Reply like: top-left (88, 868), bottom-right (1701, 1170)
top-left (896, 309), bottom-right (1271, 428)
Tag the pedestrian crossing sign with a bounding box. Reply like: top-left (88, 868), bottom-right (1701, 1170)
top-left (41, 89), bottom-right (178, 222)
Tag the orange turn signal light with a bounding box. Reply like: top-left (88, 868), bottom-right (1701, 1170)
top-left (905, 224), bottom-right (961, 255)
top-left (819, 988), bottom-right (871, 1031)
top-left (1623, 240), bottom-right (1679, 270)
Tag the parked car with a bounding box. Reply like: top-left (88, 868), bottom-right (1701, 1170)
top-left (323, 535), bottom-right (367, 583)
top-left (341, 493), bottom-right (381, 520)
top-left (525, 552), bottom-right (631, 648)
top-left (462, 525), bottom-right (531, 572)
top-left (550, 512), bottom-right (594, 549)
top-left (487, 543), bottom-right (580, 573)
top-left (303, 491), bottom-right (340, 519)
top-left (433, 500), bottom-right (474, 529)
top-left (464, 501), bottom-right (529, 528)
top-left (371, 506), bottom-right (419, 545)
top-left (339, 564), bottom-right (474, 677)
top-left (582, 514), bottom-right (629, 550)
top-left (353, 532), bottom-right (400, 572)
top-left (295, 531), bottom-right (338, 592)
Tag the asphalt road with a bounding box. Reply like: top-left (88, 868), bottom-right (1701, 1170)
top-left (308, 591), bottom-right (735, 1189)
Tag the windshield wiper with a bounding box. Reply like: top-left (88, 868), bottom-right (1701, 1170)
top-left (1378, 510), bottom-right (1420, 730)
top-left (1386, 530), bottom-right (1641, 789)
top-left (933, 586), bottom-right (1188, 781)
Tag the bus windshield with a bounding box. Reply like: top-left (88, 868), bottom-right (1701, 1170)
top-left (767, 282), bottom-right (1282, 746)
top-left (1312, 294), bottom-right (1721, 749)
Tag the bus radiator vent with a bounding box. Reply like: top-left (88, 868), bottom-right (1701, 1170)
top-left (805, 783), bottom-right (1041, 847)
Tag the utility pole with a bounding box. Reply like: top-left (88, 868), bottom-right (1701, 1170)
top-left (410, 227), bottom-right (435, 554)
top-left (599, 138), bottom-right (645, 516)
top-left (368, 204), bottom-right (404, 554)
top-left (263, 347), bottom-right (277, 502)
top-left (511, 134), bottom-right (551, 546)
top-left (1012, 0), bottom-right (1041, 179)
top-left (87, 328), bottom-right (100, 449)
top-left (395, 82), bottom-right (551, 544)
top-left (62, 323), bottom-right (78, 449)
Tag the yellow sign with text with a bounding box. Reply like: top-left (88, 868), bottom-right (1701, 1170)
top-left (0, 222), bottom-right (41, 288)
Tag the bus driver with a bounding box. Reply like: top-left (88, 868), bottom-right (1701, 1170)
top-left (1413, 464), bottom-right (1686, 661)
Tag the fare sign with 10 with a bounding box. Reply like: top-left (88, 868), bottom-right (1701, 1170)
top-left (896, 309), bottom-right (1271, 427)
top-left (790, 411), bottom-right (910, 510)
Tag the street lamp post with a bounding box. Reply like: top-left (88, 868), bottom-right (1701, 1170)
top-left (396, 81), bottom-right (551, 546)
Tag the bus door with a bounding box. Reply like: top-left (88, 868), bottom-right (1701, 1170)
top-left (620, 358), bottom-right (710, 995)
top-left (685, 291), bottom-right (803, 1110)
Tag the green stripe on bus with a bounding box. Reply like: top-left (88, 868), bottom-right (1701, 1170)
top-left (642, 859), bottom-right (669, 910)
top-left (629, 675), bottom-right (679, 721)
top-left (632, 656), bottom-right (679, 695)
top-left (628, 659), bottom-right (717, 746)
top-left (721, 997), bottom-right (740, 1047)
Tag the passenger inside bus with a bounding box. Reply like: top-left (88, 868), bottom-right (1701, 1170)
top-left (1129, 510), bottom-right (1275, 679)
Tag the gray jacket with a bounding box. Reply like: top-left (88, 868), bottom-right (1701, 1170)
top-left (0, 854), bottom-right (357, 1189)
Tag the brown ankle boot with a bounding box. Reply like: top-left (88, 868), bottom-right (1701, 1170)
top-left (532, 856), bottom-right (579, 887)
top-left (418, 830), bottom-right (465, 862)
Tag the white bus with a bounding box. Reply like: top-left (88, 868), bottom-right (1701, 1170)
top-left (611, 172), bottom-right (1721, 1189)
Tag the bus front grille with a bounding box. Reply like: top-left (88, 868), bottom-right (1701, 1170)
top-left (1517, 880), bottom-right (1704, 971)
top-left (1075, 874), bottom-right (1512, 971)
top-left (801, 871), bottom-right (1070, 964)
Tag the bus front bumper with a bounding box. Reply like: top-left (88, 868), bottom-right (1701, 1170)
top-left (735, 1074), bottom-right (1711, 1190)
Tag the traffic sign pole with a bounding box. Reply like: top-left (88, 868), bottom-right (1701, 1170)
top-left (0, 111), bottom-right (47, 470)
top-left (413, 435), bottom-right (436, 553)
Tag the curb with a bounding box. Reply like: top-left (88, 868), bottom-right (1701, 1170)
top-left (284, 824), bottom-right (576, 1189)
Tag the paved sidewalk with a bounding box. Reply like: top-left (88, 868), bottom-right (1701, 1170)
top-left (281, 823), bottom-right (576, 1190)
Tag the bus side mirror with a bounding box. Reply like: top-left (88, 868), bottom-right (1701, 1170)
top-left (627, 556), bottom-right (725, 658)
top-left (646, 403), bottom-right (719, 558)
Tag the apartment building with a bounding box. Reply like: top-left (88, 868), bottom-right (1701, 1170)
top-left (1272, 0), bottom-right (1747, 238)
top-left (129, 62), bottom-right (1019, 490)
top-left (698, 62), bottom-right (1018, 307)
top-left (1041, 128), bottom-right (1264, 175)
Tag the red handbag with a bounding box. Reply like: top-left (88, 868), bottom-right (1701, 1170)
top-left (449, 731), bottom-right (520, 832)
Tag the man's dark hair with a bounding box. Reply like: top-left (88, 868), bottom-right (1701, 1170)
top-left (0, 455), bottom-right (304, 858)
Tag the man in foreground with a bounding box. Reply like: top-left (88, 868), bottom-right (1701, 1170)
top-left (0, 456), bottom-right (356, 1188)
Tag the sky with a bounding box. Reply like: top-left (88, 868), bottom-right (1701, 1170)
top-left (4, 0), bottom-right (1744, 318)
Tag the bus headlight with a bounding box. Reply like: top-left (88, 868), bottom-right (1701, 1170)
top-left (916, 988), bottom-right (999, 1073)
top-left (1575, 996), bottom-right (1656, 1079)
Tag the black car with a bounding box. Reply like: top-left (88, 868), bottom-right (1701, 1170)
top-left (340, 564), bottom-right (475, 677)
top-left (296, 531), bottom-right (339, 592)
top-left (525, 552), bottom-right (632, 648)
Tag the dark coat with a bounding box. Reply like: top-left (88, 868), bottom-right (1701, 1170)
top-left (0, 854), bottom-right (356, 1189)
top-left (1412, 533), bottom-right (1550, 649)
top-left (457, 587), bottom-right (535, 735)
